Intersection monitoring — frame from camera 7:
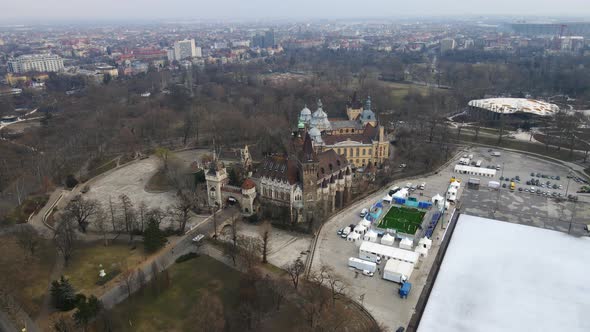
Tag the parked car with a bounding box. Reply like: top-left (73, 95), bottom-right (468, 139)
top-left (360, 208), bottom-right (368, 217)
top-left (337, 228), bottom-right (343, 235)
top-left (192, 234), bottom-right (205, 243)
top-left (362, 270), bottom-right (374, 277)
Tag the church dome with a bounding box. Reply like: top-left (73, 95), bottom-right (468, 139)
top-left (310, 99), bottom-right (331, 131)
top-left (360, 96), bottom-right (376, 124)
top-left (308, 127), bottom-right (323, 144)
top-left (299, 105), bottom-right (312, 124)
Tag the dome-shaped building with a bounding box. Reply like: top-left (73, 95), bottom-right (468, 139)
top-left (310, 99), bottom-right (332, 131)
top-left (308, 126), bottom-right (323, 145)
top-left (359, 96), bottom-right (377, 126)
top-left (299, 105), bottom-right (312, 125)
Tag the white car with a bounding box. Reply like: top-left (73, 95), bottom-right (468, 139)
top-left (192, 234), bottom-right (205, 243)
top-left (419, 182), bottom-right (426, 190)
top-left (362, 270), bottom-right (374, 277)
top-left (360, 208), bottom-right (368, 217)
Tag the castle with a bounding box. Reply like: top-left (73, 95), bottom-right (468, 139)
top-left (205, 95), bottom-right (389, 223)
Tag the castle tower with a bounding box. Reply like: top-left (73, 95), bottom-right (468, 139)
top-left (298, 133), bottom-right (319, 218)
top-left (205, 161), bottom-right (228, 208)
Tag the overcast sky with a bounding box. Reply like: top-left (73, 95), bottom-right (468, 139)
top-left (2, 0), bottom-right (590, 21)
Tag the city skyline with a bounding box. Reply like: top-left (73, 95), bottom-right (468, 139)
top-left (2, 0), bottom-right (590, 21)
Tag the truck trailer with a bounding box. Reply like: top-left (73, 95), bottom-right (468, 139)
top-left (348, 257), bottom-right (377, 273)
top-left (383, 259), bottom-right (414, 283)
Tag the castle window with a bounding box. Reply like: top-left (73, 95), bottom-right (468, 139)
top-left (351, 129), bottom-right (355, 133)
top-left (329, 164), bottom-right (333, 171)
top-left (321, 167), bottom-right (325, 174)
top-left (336, 160), bottom-right (341, 166)
top-left (340, 129), bottom-right (343, 133)
top-left (356, 147), bottom-right (360, 156)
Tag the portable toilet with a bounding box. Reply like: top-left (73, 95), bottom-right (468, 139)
top-left (399, 282), bottom-right (412, 299)
top-left (415, 245), bottom-right (428, 258)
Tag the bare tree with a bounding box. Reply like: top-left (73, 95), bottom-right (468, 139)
top-left (119, 194), bottom-right (136, 242)
top-left (137, 201), bottom-right (148, 233)
top-left (284, 257), bottom-right (305, 290)
top-left (15, 224), bottom-right (40, 259)
top-left (269, 278), bottom-right (290, 311)
top-left (169, 193), bottom-right (192, 234)
top-left (237, 235), bottom-right (263, 270)
top-left (93, 205), bottom-right (109, 246)
top-left (318, 265), bottom-right (348, 306)
top-left (108, 196), bottom-right (120, 235)
top-left (184, 291), bottom-right (225, 332)
top-left (259, 222), bottom-right (271, 263)
top-left (54, 213), bottom-right (77, 266)
top-left (64, 196), bottom-right (99, 233)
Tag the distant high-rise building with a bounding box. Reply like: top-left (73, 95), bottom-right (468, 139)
top-left (252, 34), bottom-right (265, 48)
top-left (173, 39), bottom-right (201, 61)
top-left (464, 39), bottom-right (475, 49)
top-left (7, 54), bottom-right (64, 73)
top-left (440, 38), bottom-right (456, 53)
top-left (252, 30), bottom-right (276, 49)
top-left (264, 29), bottom-right (276, 48)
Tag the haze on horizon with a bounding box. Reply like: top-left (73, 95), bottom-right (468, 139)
top-left (2, 0), bottom-right (590, 21)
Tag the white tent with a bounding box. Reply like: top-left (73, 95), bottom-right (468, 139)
top-left (354, 225), bottom-right (367, 234)
top-left (432, 194), bottom-right (444, 206)
top-left (447, 187), bottom-right (458, 201)
top-left (358, 219), bottom-right (371, 228)
top-left (419, 237), bottom-right (433, 250)
top-left (347, 232), bottom-right (361, 243)
top-left (382, 195), bottom-right (393, 203)
top-left (381, 233), bottom-right (395, 246)
top-left (364, 230), bottom-right (378, 242)
top-left (393, 188), bottom-right (409, 199)
top-left (400, 237), bottom-right (413, 250)
top-left (415, 245), bottom-right (429, 258)
top-left (450, 181), bottom-right (461, 190)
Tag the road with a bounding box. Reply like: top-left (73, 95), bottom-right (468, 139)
top-left (98, 207), bottom-right (236, 309)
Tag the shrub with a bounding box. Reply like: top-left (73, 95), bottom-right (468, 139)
top-left (65, 174), bottom-right (79, 188)
top-left (175, 252), bottom-right (198, 263)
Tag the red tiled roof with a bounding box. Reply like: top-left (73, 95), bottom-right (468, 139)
top-left (241, 178), bottom-right (256, 190)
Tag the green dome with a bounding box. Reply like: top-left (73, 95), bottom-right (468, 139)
top-left (298, 121), bottom-right (305, 129)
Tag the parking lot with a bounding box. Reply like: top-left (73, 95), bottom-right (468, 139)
top-left (460, 147), bottom-right (590, 236)
top-left (311, 146), bottom-right (590, 330)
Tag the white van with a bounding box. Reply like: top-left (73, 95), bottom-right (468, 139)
top-left (341, 227), bottom-right (352, 238)
top-left (475, 160), bottom-right (482, 167)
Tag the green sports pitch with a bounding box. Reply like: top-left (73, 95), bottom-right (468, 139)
top-left (378, 206), bottom-right (426, 235)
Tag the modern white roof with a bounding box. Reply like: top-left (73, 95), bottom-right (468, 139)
top-left (468, 98), bottom-right (559, 116)
top-left (454, 164), bottom-right (497, 176)
top-left (418, 214), bottom-right (590, 332)
top-left (359, 241), bottom-right (419, 264)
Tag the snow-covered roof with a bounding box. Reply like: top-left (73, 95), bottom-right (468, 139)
top-left (418, 214), bottom-right (590, 332)
top-left (468, 98), bottom-right (559, 116)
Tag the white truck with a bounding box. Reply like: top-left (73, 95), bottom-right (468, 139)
top-left (491, 151), bottom-right (501, 157)
top-left (383, 260), bottom-right (413, 284)
top-left (348, 257), bottom-right (377, 273)
top-left (359, 251), bottom-right (382, 264)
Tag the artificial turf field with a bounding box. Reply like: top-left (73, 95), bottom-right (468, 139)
top-left (378, 206), bottom-right (425, 234)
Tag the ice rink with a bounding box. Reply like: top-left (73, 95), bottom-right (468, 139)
top-left (418, 214), bottom-right (590, 332)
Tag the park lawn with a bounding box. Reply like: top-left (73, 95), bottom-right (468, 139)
top-left (379, 206), bottom-right (425, 235)
top-left (0, 235), bottom-right (56, 317)
top-left (105, 255), bottom-right (242, 332)
top-left (63, 242), bottom-right (146, 296)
